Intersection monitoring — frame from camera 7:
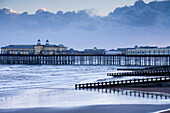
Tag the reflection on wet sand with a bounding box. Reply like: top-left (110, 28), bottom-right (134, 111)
top-left (77, 88), bottom-right (170, 100)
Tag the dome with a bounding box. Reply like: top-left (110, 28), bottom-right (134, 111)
top-left (37, 39), bottom-right (41, 45)
top-left (45, 40), bottom-right (49, 45)
top-left (58, 44), bottom-right (65, 47)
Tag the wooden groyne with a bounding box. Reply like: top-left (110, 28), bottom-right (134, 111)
top-left (117, 66), bottom-right (170, 71)
top-left (117, 68), bottom-right (147, 71)
top-left (75, 76), bottom-right (170, 89)
top-left (107, 70), bottom-right (170, 77)
top-left (0, 54), bottom-right (170, 66)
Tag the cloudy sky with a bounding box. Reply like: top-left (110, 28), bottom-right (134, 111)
top-left (0, 0), bottom-right (162, 16)
top-left (0, 0), bottom-right (170, 50)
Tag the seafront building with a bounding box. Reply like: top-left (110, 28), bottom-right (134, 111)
top-left (1, 39), bottom-right (68, 55)
top-left (105, 49), bottom-right (122, 55)
top-left (126, 46), bottom-right (170, 55)
top-left (105, 46), bottom-right (170, 55)
top-left (1, 41), bottom-right (170, 55)
top-left (84, 47), bottom-right (106, 54)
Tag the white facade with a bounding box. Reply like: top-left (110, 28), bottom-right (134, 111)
top-left (127, 48), bottom-right (170, 55)
top-left (105, 51), bottom-right (122, 55)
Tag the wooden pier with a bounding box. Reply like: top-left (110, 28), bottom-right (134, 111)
top-left (0, 54), bottom-right (170, 66)
top-left (75, 76), bottom-right (170, 89)
top-left (107, 70), bottom-right (170, 77)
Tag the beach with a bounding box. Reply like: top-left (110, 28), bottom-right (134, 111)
top-left (0, 104), bottom-right (170, 113)
top-left (0, 65), bottom-right (169, 113)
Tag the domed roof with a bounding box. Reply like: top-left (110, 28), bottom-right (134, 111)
top-left (58, 44), bottom-right (65, 47)
top-left (45, 39), bottom-right (49, 45)
top-left (37, 39), bottom-right (41, 45)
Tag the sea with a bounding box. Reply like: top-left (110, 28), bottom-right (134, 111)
top-left (0, 65), bottom-right (169, 109)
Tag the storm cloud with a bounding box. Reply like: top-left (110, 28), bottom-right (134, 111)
top-left (0, 0), bottom-right (170, 50)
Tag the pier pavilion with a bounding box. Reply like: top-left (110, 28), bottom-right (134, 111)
top-left (1, 39), bottom-right (68, 55)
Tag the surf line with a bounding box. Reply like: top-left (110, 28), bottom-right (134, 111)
top-left (153, 108), bottom-right (170, 113)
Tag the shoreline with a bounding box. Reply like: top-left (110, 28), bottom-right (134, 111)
top-left (0, 104), bottom-right (170, 113)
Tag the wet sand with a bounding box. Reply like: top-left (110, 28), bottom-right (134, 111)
top-left (117, 87), bottom-right (170, 94)
top-left (162, 111), bottom-right (170, 113)
top-left (0, 104), bottom-right (170, 113)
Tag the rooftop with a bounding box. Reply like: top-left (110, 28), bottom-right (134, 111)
top-left (1, 45), bottom-right (34, 49)
top-left (1, 44), bottom-right (59, 49)
top-left (44, 45), bottom-right (58, 47)
top-left (139, 46), bottom-right (158, 49)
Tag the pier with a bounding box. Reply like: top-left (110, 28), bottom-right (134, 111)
top-left (0, 54), bottom-right (170, 66)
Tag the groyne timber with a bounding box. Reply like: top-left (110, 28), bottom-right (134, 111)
top-left (0, 54), bottom-right (170, 66)
top-left (107, 70), bottom-right (170, 77)
top-left (75, 76), bottom-right (170, 89)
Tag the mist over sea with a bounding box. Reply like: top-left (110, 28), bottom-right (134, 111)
top-left (0, 65), bottom-right (169, 109)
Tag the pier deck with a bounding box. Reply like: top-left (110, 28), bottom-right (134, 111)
top-left (0, 54), bottom-right (170, 66)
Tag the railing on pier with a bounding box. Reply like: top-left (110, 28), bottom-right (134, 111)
top-left (107, 70), bottom-right (170, 77)
top-left (0, 54), bottom-right (170, 66)
top-left (75, 76), bottom-right (170, 89)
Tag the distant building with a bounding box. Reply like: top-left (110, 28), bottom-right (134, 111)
top-left (105, 50), bottom-right (122, 55)
top-left (127, 46), bottom-right (170, 55)
top-left (66, 48), bottom-right (79, 54)
top-left (117, 48), bottom-right (128, 55)
top-left (1, 39), bottom-right (68, 55)
top-left (84, 47), bottom-right (106, 54)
